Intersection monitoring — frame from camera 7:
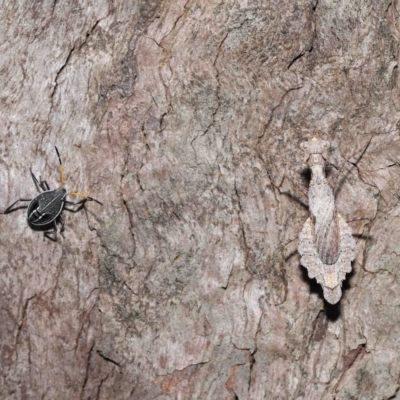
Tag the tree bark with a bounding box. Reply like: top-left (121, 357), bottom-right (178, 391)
top-left (1, 0), bottom-right (400, 399)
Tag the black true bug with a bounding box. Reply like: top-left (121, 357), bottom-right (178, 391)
top-left (0, 147), bottom-right (102, 240)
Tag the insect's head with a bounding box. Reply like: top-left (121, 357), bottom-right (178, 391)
top-left (301, 137), bottom-right (330, 166)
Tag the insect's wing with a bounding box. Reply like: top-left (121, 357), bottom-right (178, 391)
top-left (336, 215), bottom-right (356, 277)
top-left (322, 285), bottom-right (342, 305)
top-left (299, 218), bottom-right (325, 285)
top-left (27, 190), bottom-right (65, 226)
top-left (27, 197), bottom-right (56, 225)
top-left (315, 214), bottom-right (340, 265)
top-left (299, 215), bottom-right (355, 304)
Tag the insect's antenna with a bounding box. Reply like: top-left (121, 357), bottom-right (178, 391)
top-left (68, 191), bottom-right (103, 205)
top-left (55, 146), bottom-right (65, 187)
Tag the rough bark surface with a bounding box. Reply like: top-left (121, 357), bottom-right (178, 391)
top-left (1, 1), bottom-right (400, 399)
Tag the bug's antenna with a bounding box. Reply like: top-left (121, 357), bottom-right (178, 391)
top-left (55, 146), bottom-right (65, 187)
top-left (68, 191), bottom-right (103, 205)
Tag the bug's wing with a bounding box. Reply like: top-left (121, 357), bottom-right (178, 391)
top-left (28, 196), bottom-right (59, 225)
top-left (322, 286), bottom-right (342, 305)
top-left (27, 190), bottom-right (65, 226)
top-left (321, 215), bottom-right (355, 303)
top-left (299, 215), bottom-right (355, 304)
top-left (315, 214), bottom-right (340, 265)
top-left (321, 264), bottom-right (343, 304)
top-left (308, 177), bottom-right (340, 265)
top-left (299, 218), bottom-right (325, 285)
top-left (336, 214), bottom-right (355, 279)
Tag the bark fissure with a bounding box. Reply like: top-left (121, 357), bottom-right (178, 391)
top-left (234, 177), bottom-right (250, 274)
top-left (81, 343), bottom-right (95, 396)
top-left (15, 294), bottom-right (36, 349)
top-left (50, 15), bottom-right (105, 100)
top-left (333, 344), bottom-right (367, 394)
top-left (258, 85), bottom-right (303, 140)
top-left (97, 350), bottom-right (122, 368)
top-left (159, 0), bottom-right (190, 45)
top-left (51, 44), bottom-right (76, 99)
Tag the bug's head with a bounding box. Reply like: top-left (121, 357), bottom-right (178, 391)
top-left (301, 137), bottom-right (330, 165)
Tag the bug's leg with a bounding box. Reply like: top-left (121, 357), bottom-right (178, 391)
top-left (55, 146), bottom-right (65, 187)
top-left (59, 215), bottom-right (65, 236)
top-left (276, 176), bottom-right (309, 209)
top-left (63, 198), bottom-right (87, 213)
top-left (30, 168), bottom-right (42, 192)
top-left (37, 176), bottom-right (50, 191)
top-left (64, 199), bottom-right (87, 205)
top-left (41, 180), bottom-right (50, 191)
top-left (67, 192), bottom-right (103, 206)
top-left (44, 221), bottom-right (58, 242)
top-left (0, 199), bottom-right (32, 214)
top-left (285, 175), bottom-right (309, 198)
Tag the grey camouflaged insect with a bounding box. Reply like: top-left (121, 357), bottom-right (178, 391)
top-left (298, 138), bottom-right (355, 304)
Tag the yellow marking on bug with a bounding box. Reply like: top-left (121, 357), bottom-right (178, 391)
top-left (60, 164), bottom-right (65, 187)
top-left (68, 191), bottom-right (90, 199)
top-left (68, 191), bottom-right (103, 205)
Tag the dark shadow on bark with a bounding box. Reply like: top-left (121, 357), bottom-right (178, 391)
top-left (324, 301), bottom-right (341, 321)
top-left (299, 263), bottom-right (324, 300)
top-left (298, 262), bottom-right (356, 321)
top-left (27, 217), bottom-right (64, 241)
top-left (325, 162), bottom-right (338, 179)
top-left (300, 167), bottom-right (311, 186)
top-left (341, 266), bottom-right (355, 295)
top-left (325, 264), bottom-right (355, 321)
top-left (352, 233), bottom-right (373, 241)
top-left (300, 167), bottom-right (311, 191)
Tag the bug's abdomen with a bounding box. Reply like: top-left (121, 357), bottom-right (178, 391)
top-left (27, 190), bottom-right (65, 226)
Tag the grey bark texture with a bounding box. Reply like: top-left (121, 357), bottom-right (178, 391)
top-left (1, 0), bottom-right (400, 399)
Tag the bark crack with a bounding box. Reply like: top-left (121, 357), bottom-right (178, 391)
top-left (234, 177), bottom-right (250, 275)
top-left (287, 0), bottom-right (318, 70)
top-left (248, 347), bottom-right (257, 393)
top-left (200, 30), bottom-right (229, 138)
top-left (51, 0), bottom-right (59, 15)
top-left (190, 29), bottom-right (229, 161)
top-left (96, 373), bottom-right (110, 400)
top-left (50, 15), bottom-right (106, 100)
top-left (287, 47), bottom-right (313, 70)
top-left (16, 294), bottom-right (36, 347)
top-left (191, 18), bottom-right (249, 155)
top-left (335, 135), bottom-right (374, 197)
top-left (332, 344), bottom-right (367, 394)
top-left (159, 0), bottom-right (190, 45)
top-left (258, 84), bottom-right (303, 140)
top-left (388, 385), bottom-right (400, 400)
top-left (97, 349), bottom-right (122, 369)
top-left (51, 44), bottom-right (76, 99)
top-left (81, 343), bottom-right (95, 397)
